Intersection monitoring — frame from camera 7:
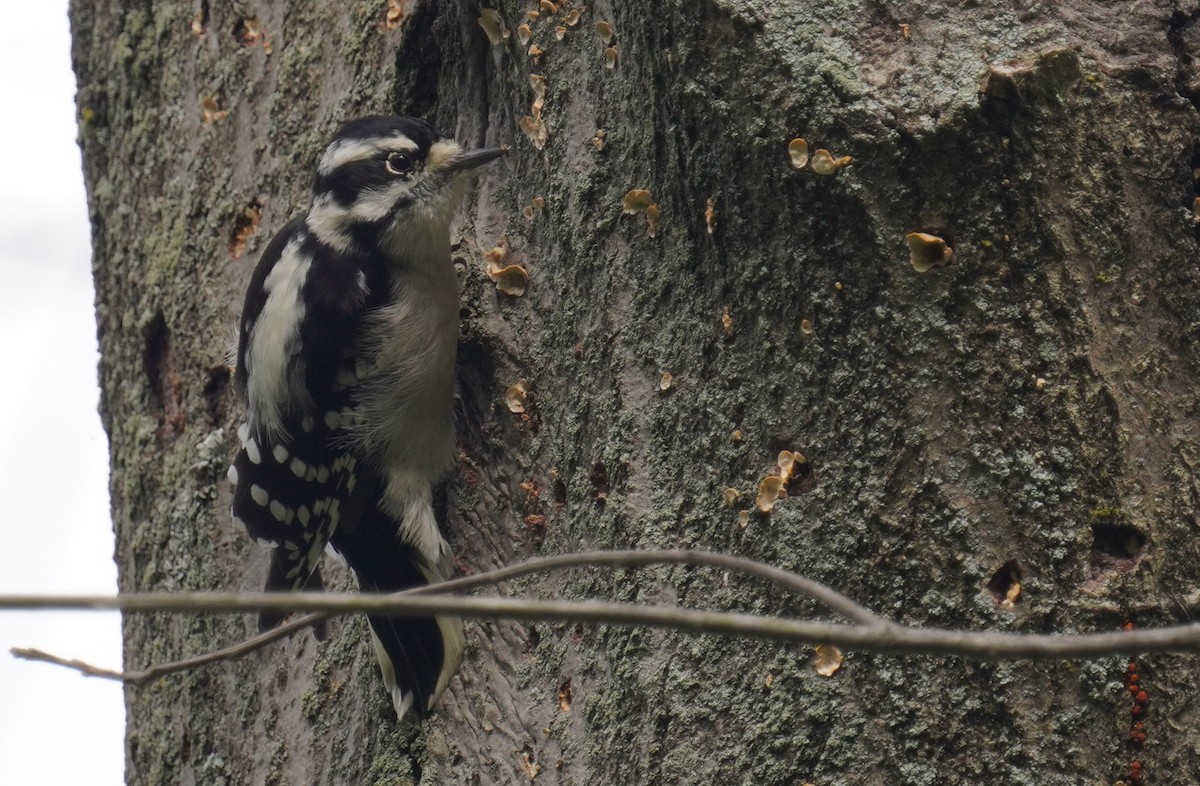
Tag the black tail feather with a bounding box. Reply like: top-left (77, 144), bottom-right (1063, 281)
top-left (331, 502), bottom-right (460, 718)
top-left (259, 557), bottom-right (328, 639)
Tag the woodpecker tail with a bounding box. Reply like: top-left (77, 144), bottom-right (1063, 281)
top-left (260, 554), bottom-right (328, 638)
top-left (330, 500), bottom-right (464, 720)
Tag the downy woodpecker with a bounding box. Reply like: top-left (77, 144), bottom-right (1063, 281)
top-left (229, 116), bottom-right (505, 719)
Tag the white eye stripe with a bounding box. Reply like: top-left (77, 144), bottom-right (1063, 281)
top-left (319, 134), bottom-right (420, 175)
top-left (349, 182), bottom-right (413, 222)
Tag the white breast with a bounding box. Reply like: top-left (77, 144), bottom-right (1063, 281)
top-left (351, 237), bottom-right (460, 493)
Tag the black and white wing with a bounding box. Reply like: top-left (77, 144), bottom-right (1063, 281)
top-left (229, 220), bottom-right (371, 630)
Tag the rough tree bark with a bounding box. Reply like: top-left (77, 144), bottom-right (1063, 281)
top-left (71, 0), bottom-right (1200, 783)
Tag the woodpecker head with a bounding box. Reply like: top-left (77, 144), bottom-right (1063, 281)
top-left (305, 115), bottom-right (507, 256)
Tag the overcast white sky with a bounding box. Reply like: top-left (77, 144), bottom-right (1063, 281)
top-left (0, 2), bottom-right (125, 784)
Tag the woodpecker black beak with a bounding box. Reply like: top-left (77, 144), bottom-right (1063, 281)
top-left (445, 144), bottom-right (509, 174)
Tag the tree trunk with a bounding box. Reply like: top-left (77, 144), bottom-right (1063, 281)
top-left (72, 0), bottom-right (1200, 783)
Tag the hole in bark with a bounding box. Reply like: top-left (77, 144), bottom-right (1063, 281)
top-left (986, 560), bottom-right (1023, 604)
top-left (454, 335), bottom-right (499, 446)
top-left (556, 678), bottom-right (572, 712)
top-left (767, 439), bottom-right (818, 495)
top-left (191, 0), bottom-right (209, 35)
top-left (1090, 523), bottom-right (1147, 571)
top-left (524, 514), bottom-right (547, 548)
top-left (391, 0), bottom-right (441, 118)
top-left (784, 460), bottom-right (816, 496)
top-left (589, 461), bottom-right (609, 505)
top-left (1188, 140), bottom-right (1200, 242)
top-left (231, 17), bottom-right (261, 46)
top-left (699, 337), bottom-right (719, 380)
top-left (202, 365), bottom-right (231, 427)
top-left (1168, 10), bottom-right (1200, 113)
top-left (523, 626), bottom-right (541, 654)
top-left (228, 198), bottom-right (263, 258)
top-left (552, 475), bottom-right (567, 509)
top-left (143, 313), bottom-right (185, 443)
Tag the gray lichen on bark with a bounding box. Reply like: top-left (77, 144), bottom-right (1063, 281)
top-left (72, 0), bottom-right (1200, 783)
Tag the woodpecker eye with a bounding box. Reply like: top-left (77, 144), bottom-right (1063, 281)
top-left (385, 152), bottom-right (415, 176)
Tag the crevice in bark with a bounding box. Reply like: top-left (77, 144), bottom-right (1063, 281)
top-left (986, 559), bottom-right (1024, 604)
top-left (1168, 5), bottom-right (1200, 112)
top-left (143, 311), bottom-right (185, 444)
top-left (1090, 522), bottom-right (1149, 573)
top-left (392, 1), bottom-right (443, 119)
top-left (202, 364), bottom-right (232, 428)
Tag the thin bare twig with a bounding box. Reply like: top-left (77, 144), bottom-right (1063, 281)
top-left (7, 591), bottom-right (1200, 658)
top-left (12, 613), bottom-right (322, 685)
top-left (9, 549), bottom-right (885, 685)
top-left (8, 548), bottom-right (1198, 688)
top-left (426, 549), bottom-right (886, 626)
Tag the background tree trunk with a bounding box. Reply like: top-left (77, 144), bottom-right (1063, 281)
top-left (71, 0), bottom-right (1200, 783)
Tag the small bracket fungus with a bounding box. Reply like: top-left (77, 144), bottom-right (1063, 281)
top-left (477, 8), bottom-right (509, 44)
top-left (622, 189), bottom-right (654, 213)
top-left (645, 204), bottom-right (662, 237)
top-left (484, 245), bottom-right (509, 267)
top-left (752, 449), bottom-right (810, 514)
top-left (905, 231), bottom-right (956, 273)
top-left (529, 73), bottom-right (546, 98)
top-left (228, 199), bottom-right (264, 258)
top-left (590, 128), bottom-right (607, 151)
top-left (200, 95), bottom-right (228, 123)
top-left (489, 264), bottom-right (529, 296)
top-left (519, 113), bottom-right (549, 149)
top-left (505, 380), bottom-right (531, 413)
top-left (755, 476), bottom-right (785, 513)
top-left (604, 46), bottom-right (618, 69)
top-left (622, 189), bottom-right (661, 237)
top-left (722, 487), bottom-right (740, 507)
top-left (485, 246), bottom-right (529, 295)
top-left (788, 138), bottom-right (810, 169)
top-left (658, 371), bottom-right (673, 392)
top-left (813, 644), bottom-right (844, 676)
top-left (704, 197), bottom-right (717, 235)
top-left (810, 148), bottom-right (853, 175)
top-left (595, 20), bottom-right (615, 44)
top-left (517, 23), bottom-right (533, 45)
top-left (522, 196), bottom-right (546, 220)
top-left (385, 0), bottom-right (405, 29)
